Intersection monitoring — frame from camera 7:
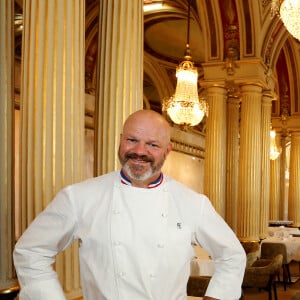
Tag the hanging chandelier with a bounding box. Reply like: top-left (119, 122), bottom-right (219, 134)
top-left (163, 0), bottom-right (208, 127)
top-left (271, 0), bottom-right (300, 41)
top-left (270, 130), bottom-right (281, 160)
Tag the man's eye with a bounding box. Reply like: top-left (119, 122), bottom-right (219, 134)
top-left (149, 143), bottom-right (158, 148)
top-left (127, 138), bottom-right (137, 143)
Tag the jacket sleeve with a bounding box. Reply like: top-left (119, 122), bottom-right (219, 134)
top-left (13, 189), bottom-right (77, 300)
top-left (194, 197), bottom-right (247, 300)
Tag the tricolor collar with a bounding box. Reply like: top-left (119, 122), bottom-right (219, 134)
top-left (120, 170), bottom-right (164, 188)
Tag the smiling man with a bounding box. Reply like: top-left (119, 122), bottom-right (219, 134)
top-left (14, 109), bottom-right (246, 300)
top-left (118, 110), bottom-right (172, 187)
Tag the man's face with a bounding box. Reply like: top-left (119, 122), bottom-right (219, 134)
top-left (118, 114), bottom-right (172, 183)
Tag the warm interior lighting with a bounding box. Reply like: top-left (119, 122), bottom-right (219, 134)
top-left (143, 3), bottom-right (163, 13)
top-left (163, 0), bottom-right (208, 126)
top-left (271, 0), bottom-right (300, 41)
top-left (270, 130), bottom-right (281, 160)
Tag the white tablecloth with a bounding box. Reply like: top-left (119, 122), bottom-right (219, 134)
top-left (191, 245), bottom-right (215, 276)
top-left (268, 226), bottom-right (298, 237)
top-left (261, 236), bottom-right (300, 262)
top-left (190, 258), bottom-right (215, 276)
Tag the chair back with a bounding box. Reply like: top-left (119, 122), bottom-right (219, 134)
top-left (242, 254), bottom-right (283, 288)
top-left (261, 242), bottom-right (289, 264)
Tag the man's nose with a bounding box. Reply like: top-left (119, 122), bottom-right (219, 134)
top-left (132, 142), bottom-right (147, 154)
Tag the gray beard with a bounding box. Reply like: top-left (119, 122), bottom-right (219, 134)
top-left (122, 163), bottom-right (157, 182)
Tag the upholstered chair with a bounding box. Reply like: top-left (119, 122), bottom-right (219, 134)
top-left (242, 254), bottom-right (283, 300)
top-left (260, 242), bottom-right (291, 290)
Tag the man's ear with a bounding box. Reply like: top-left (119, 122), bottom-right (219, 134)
top-left (166, 142), bottom-right (172, 155)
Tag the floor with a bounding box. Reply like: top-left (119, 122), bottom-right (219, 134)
top-left (243, 261), bottom-right (300, 300)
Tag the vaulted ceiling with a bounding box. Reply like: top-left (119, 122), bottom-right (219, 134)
top-left (15, 0), bottom-right (300, 134)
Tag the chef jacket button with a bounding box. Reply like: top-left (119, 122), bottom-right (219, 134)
top-left (114, 241), bottom-right (121, 246)
top-left (161, 213), bottom-right (168, 218)
top-left (157, 243), bottom-right (164, 248)
top-left (119, 271), bottom-right (126, 277)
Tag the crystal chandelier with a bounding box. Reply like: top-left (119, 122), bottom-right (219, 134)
top-left (163, 0), bottom-right (208, 127)
top-left (271, 0), bottom-right (300, 41)
top-left (270, 130), bottom-right (281, 160)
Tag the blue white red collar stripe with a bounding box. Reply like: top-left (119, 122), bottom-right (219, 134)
top-left (120, 170), bottom-right (163, 188)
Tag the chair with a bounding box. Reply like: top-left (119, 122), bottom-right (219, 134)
top-left (187, 275), bottom-right (211, 297)
top-left (260, 242), bottom-right (291, 290)
top-left (242, 254), bottom-right (283, 300)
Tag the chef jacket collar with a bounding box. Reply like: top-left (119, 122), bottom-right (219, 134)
top-left (120, 170), bottom-right (164, 188)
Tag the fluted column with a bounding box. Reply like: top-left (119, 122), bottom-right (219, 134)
top-left (21, 1), bottom-right (85, 298)
top-left (204, 86), bottom-right (227, 216)
top-left (0, 0), bottom-right (18, 292)
top-left (288, 132), bottom-right (300, 226)
top-left (96, 0), bottom-right (143, 174)
top-left (225, 95), bottom-right (240, 231)
top-left (259, 95), bottom-right (273, 239)
top-left (269, 155), bottom-right (280, 220)
top-left (237, 84), bottom-right (262, 241)
top-left (279, 133), bottom-right (288, 220)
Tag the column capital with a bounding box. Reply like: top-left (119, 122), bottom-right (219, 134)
top-left (239, 83), bottom-right (263, 95)
top-left (201, 59), bottom-right (276, 91)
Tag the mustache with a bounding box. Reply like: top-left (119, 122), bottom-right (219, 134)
top-left (125, 153), bottom-right (154, 163)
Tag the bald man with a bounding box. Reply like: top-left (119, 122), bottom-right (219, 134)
top-left (14, 110), bottom-right (246, 300)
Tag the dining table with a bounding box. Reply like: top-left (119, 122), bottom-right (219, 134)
top-left (190, 245), bottom-right (215, 276)
top-left (261, 236), bottom-right (300, 262)
top-left (190, 258), bottom-right (215, 276)
top-left (268, 226), bottom-right (300, 237)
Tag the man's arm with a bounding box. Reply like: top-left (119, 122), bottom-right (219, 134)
top-left (13, 190), bottom-right (76, 300)
top-left (195, 197), bottom-right (246, 300)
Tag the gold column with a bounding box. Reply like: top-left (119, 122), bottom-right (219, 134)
top-left (259, 94), bottom-right (273, 239)
top-left (288, 132), bottom-right (300, 226)
top-left (21, 1), bottom-right (85, 298)
top-left (237, 84), bottom-right (262, 241)
top-left (279, 133), bottom-right (288, 220)
top-left (225, 95), bottom-right (240, 231)
top-left (0, 0), bottom-right (18, 292)
top-left (96, 0), bottom-right (143, 174)
top-left (204, 86), bottom-right (227, 216)
top-left (269, 155), bottom-right (281, 220)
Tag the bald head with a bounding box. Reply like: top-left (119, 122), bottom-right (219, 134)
top-left (122, 110), bottom-right (171, 145)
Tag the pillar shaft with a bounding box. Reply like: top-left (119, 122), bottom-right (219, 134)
top-left (21, 0), bottom-right (85, 297)
top-left (288, 132), bottom-right (300, 226)
top-left (279, 134), bottom-right (288, 220)
top-left (237, 84), bottom-right (262, 241)
top-left (204, 86), bottom-right (227, 216)
top-left (0, 0), bottom-right (18, 290)
top-left (96, 0), bottom-right (143, 174)
top-left (225, 96), bottom-right (240, 230)
top-left (259, 95), bottom-right (272, 238)
top-left (269, 157), bottom-right (280, 220)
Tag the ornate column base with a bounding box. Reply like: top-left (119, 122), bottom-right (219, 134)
top-left (0, 285), bottom-right (19, 300)
top-left (240, 240), bottom-right (260, 254)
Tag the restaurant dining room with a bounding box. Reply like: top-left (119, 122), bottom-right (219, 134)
top-left (1, 0), bottom-right (300, 299)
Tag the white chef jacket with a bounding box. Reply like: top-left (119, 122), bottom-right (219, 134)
top-left (14, 171), bottom-right (246, 300)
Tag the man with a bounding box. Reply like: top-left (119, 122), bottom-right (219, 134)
top-left (14, 109), bottom-right (246, 300)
